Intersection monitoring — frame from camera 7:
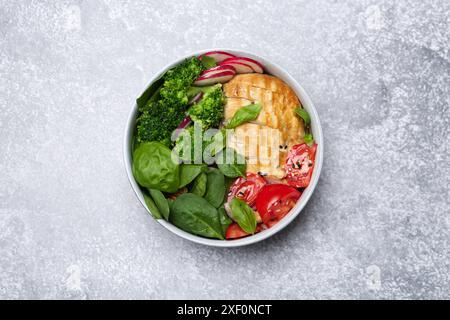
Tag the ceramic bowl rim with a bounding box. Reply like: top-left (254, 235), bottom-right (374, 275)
top-left (123, 48), bottom-right (323, 247)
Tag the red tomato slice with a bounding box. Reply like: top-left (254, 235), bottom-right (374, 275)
top-left (225, 223), bottom-right (263, 240)
top-left (255, 184), bottom-right (301, 224)
top-left (228, 173), bottom-right (267, 205)
top-left (285, 143), bottom-right (317, 188)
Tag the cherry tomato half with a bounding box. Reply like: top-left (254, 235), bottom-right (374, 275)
top-left (225, 223), bottom-right (263, 240)
top-left (228, 173), bottom-right (267, 206)
top-left (255, 184), bottom-right (301, 224)
top-left (285, 143), bottom-right (317, 188)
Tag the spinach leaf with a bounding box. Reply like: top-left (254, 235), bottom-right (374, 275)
top-left (204, 168), bottom-right (226, 208)
top-left (148, 189), bottom-right (170, 221)
top-left (191, 172), bottom-right (207, 197)
top-left (225, 103), bottom-right (262, 129)
top-left (167, 198), bottom-right (174, 212)
top-left (179, 164), bottom-right (207, 188)
top-left (203, 131), bottom-right (222, 159)
top-left (218, 206), bottom-right (232, 236)
top-left (143, 193), bottom-right (162, 219)
top-left (216, 148), bottom-right (246, 178)
top-left (170, 193), bottom-right (224, 240)
top-left (230, 198), bottom-right (257, 234)
top-left (204, 128), bottom-right (227, 158)
top-left (200, 56), bottom-right (217, 69)
top-left (295, 107), bottom-right (311, 125)
top-left (132, 142), bottom-right (180, 193)
top-left (136, 76), bottom-right (164, 110)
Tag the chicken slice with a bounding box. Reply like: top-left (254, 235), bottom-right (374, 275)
top-left (227, 123), bottom-right (286, 178)
top-left (223, 74), bottom-right (305, 179)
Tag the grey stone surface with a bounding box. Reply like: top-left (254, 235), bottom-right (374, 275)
top-left (0, 0), bottom-right (449, 300)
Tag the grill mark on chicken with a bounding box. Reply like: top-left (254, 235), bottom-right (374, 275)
top-left (223, 74), bottom-right (305, 179)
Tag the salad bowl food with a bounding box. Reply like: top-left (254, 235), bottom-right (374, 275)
top-left (124, 49), bottom-right (323, 247)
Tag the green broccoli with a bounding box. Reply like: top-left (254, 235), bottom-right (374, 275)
top-left (160, 57), bottom-right (205, 107)
top-left (137, 100), bottom-right (185, 147)
top-left (188, 84), bottom-right (225, 129)
top-left (136, 57), bottom-right (205, 146)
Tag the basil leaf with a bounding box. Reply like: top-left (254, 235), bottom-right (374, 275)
top-left (304, 133), bottom-right (314, 146)
top-left (191, 172), bottom-right (207, 197)
top-left (200, 56), bottom-right (217, 69)
top-left (225, 103), bottom-right (262, 129)
top-left (218, 206), bottom-right (232, 236)
top-left (230, 198), bottom-right (257, 234)
top-left (204, 168), bottom-right (226, 208)
top-left (148, 189), bottom-right (170, 221)
top-left (136, 76), bottom-right (164, 110)
top-left (179, 164), bottom-right (207, 188)
top-left (170, 193), bottom-right (224, 240)
top-left (143, 193), bottom-right (162, 220)
top-left (216, 148), bottom-right (246, 178)
top-left (295, 107), bottom-right (311, 125)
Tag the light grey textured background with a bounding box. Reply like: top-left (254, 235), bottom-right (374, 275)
top-left (1, 0), bottom-right (449, 300)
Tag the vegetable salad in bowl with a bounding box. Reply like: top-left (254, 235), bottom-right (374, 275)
top-left (125, 50), bottom-right (322, 245)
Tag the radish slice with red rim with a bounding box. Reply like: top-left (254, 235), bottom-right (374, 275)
top-left (219, 60), bottom-right (254, 74)
top-left (188, 92), bottom-right (203, 105)
top-left (232, 57), bottom-right (264, 73)
top-left (177, 116), bottom-right (192, 130)
top-left (220, 57), bottom-right (264, 73)
top-left (194, 71), bottom-right (235, 86)
top-left (199, 65), bottom-right (236, 78)
top-left (200, 51), bottom-right (236, 63)
top-left (173, 116), bottom-right (192, 139)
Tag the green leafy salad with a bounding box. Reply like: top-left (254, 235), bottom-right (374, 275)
top-left (131, 51), bottom-right (317, 240)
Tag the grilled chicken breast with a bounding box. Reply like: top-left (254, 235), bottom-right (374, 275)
top-left (223, 74), bottom-right (305, 179)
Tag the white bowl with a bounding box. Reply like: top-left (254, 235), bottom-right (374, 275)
top-left (123, 49), bottom-right (323, 247)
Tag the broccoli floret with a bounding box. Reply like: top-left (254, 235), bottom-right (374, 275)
top-left (160, 57), bottom-right (205, 107)
top-left (137, 100), bottom-right (185, 147)
top-left (136, 57), bottom-right (205, 145)
top-left (188, 84), bottom-right (225, 129)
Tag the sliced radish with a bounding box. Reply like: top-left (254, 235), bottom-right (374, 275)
top-left (219, 60), bottom-right (254, 74)
top-left (232, 57), bottom-right (264, 73)
top-left (194, 71), bottom-right (235, 86)
top-left (221, 57), bottom-right (264, 73)
top-left (199, 65), bottom-right (236, 78)
top-left (173, 116), bottom-right (192, 139)
top-left (200, 51), bottom-right (236, 63)
top-left (188, 92), bottom-right (203, 105)
top-left (177, 116), bottom-right (192, 130)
